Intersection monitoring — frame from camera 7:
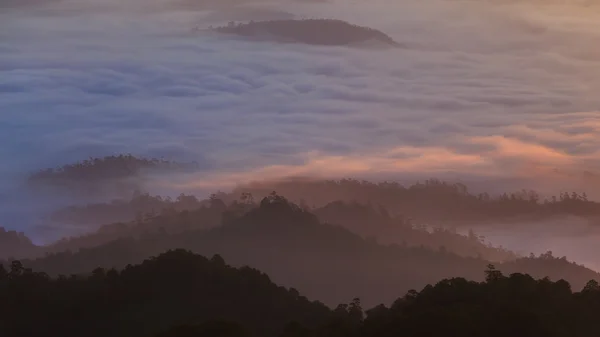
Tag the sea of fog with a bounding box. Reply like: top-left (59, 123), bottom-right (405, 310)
top-left (2, 0), bottom-right (600, 263)
top-left (456, 217), bottom-right (600, 272)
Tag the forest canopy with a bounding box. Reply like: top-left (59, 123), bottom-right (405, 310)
top-left (2, 250), bottom-right (600, 337)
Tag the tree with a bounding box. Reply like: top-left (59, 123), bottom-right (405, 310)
top-left (9, 260), bottom-right (24, 279)
top-left (583, 279), bottom-right (600, 293)
top-left (484, 264), bottom-right (503, 282)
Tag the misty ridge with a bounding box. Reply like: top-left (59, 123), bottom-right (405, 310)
top-left (2, 156), bottom-right (600, 307)
top-left (45, 174), bottom-right (600, 229)
top-left (27, 154), bottom-right (202, 196)
top-left (2, 191), bottom-right (599, 309)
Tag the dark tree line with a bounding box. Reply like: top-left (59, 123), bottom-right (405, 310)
top-left (2, 251), bottom-right (600, 337)
top-left (0, 249), bottom-right (330, 337)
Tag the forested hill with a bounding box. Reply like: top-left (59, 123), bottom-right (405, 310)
top-left (231, 178), bottom-right (600, 224)
top-left (210, 19), bottom-right (402, 47)
top-left (3, 250), bottom-right (600, 337)
top-left (0, 249), bottom-right (330, 337)
top-left (29, 155), bottom-right (200, 185)
top-left (26, 155), bottom-right (200, 195)
top-left (45, 192), bottom-right (514, 262)
top-left (312, 200), bottom-right (516, 261)
top-left (38, 157), bottom-right (600, 226)
top-left (7, 195), bottom-right (599, 307)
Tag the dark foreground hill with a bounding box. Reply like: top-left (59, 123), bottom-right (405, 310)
top-left (211, 19), bottom-right (402, 47)
top-left (3, 250), bottom-right (600, 337)
top-left (8, 195), bottom-right (599, 307)
top-left (0, 249), bottom-right (330, 337)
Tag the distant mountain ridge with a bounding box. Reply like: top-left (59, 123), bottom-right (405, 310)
top-left (43, 192), bottom-right (514, 262)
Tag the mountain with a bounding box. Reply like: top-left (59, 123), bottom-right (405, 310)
top-left (0, 249), bottom-right (330, 337)
top-left (360, 268), bottom-right (600, 337)
top-left (231, 178), bottom-right (600, 225)
top-left (210, 19), bottom-right (402, 47)
top-left (3, 250), bottom-right (600, 337)
top-left (8, 195), bottom-right (599, 308)
top-left (46, 191), bottom-right (513, 261)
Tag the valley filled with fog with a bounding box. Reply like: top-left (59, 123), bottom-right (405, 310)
top-left (3, 0), bottom-right (600, 295)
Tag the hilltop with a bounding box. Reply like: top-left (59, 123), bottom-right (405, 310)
top-left (210, 19), bottom-right (402, 47)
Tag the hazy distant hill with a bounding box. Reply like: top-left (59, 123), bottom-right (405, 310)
top-left (29, 155), bottom-right (200, 185)
top-left (9, 195), bottom-right (599, 307)
top-left (45, 192), bottom-right (513, 261)
top-left (0, 228), bottom-right (40, 259)
top-left (231, 178), bottom-right (600, 225)
top-left (45, 175), bottom-right (600, 227)
top-left (27, 155), bottom-right (201, 196)
top-left (313, 200), bottom-right (516, 261)
top-left (210, 19), bottom-right (402, 47)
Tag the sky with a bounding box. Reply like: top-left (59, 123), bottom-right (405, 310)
top-left (2, 0), bottom-right (600, 242)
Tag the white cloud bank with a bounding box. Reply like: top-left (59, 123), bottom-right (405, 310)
top-left (1, 0), bottom-right (600, 241)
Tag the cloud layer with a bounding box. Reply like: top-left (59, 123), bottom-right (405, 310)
top-left (2, 0), bottom-right (600, 239)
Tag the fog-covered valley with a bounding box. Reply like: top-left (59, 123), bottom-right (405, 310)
top-left (2, 0), bottom-right (600, 334)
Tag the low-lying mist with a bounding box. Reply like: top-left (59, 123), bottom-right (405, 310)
top-left (457, 216), bottom-right (600, 272)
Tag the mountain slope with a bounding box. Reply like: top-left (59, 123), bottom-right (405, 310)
top-left (0, 249), bottom-right (330, 337)
top-left (8, 195), bottom-right (599, 308)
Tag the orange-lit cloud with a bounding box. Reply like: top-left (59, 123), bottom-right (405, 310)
top-left (154, 134), bottom-right (598, 194)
